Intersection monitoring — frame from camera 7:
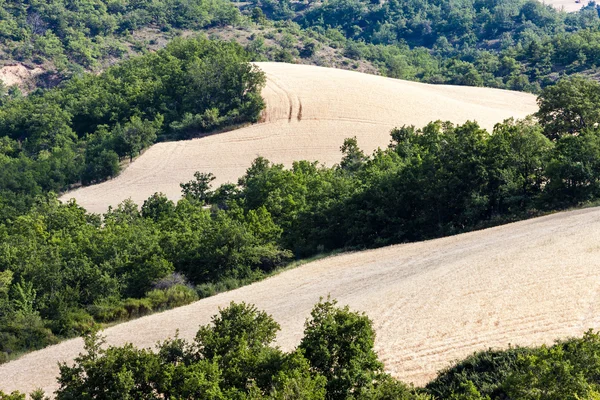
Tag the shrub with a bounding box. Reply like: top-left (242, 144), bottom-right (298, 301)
top-left (0, 392), bottom-right (25, 400)
top-left (87, 299), bottom-right (128, 323)
top-left (146, 284), bottom-right (199, 310)
top-left (122, 298), bottom-right (153, 319)
top-left (425, 347), bottom-right (533, 398)
top-left (153, 272), bottom-right (190, 290)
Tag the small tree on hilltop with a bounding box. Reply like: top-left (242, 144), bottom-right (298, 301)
top-left (180, 171), bottom-right (216, 204)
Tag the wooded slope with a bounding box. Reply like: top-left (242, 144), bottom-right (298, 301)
top-left (61, 62), bottom-right (537, 214)
top-left (1, 206), bottom-right (599, 395)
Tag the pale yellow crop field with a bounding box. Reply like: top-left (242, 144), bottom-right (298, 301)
top-left (2, 206), bottom-right (600, 395)
top-left (60, 62), bottom-right (537, 214)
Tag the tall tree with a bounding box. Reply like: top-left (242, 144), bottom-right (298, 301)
top-left (536, 76), bottom-right (600, 140)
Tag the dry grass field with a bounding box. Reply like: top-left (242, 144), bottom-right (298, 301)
top-left (60, 62), bottom-right (538, 214)
top-left (541, 0), bottom-right (586, 12)
top-left (2, 206), bottom-right (600, 395)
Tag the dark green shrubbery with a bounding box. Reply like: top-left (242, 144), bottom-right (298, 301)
top-left (426, 347), bottom-right (535, 398)
top-left (0, 35), bottom-right (265, 221)
top-left (54, 300), bottom-right (421, 400)
top-left (16, 300), bottom-right (600, 399)
top-left (0, 0), bottom-right (240, 69)
top-left (425, 330), bottom-right (600, 399)
top-left (0, 195), bottom-right (289, 362)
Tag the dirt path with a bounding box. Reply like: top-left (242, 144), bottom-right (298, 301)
top-left (60, 62), bottom-right (538, 214)
top-left (2, 206), bottom-right (600, 395)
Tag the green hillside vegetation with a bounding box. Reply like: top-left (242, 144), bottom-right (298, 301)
top-left (4, 300), bottom-right (600, 399)
top-left (4, 0), bottom-right (600, 396)
top-left (248, 0), bottom-right (600, 90)
top-left (0, 36), bottom-right (265, 222)
top-left (2, 75), bottom-right (600, 363)
top-left (0, 0), bottom-right (379, 89)
top-left (5, 0), bottom-right (600, 93)
top-left (0, 0), bottom-right (240, 74)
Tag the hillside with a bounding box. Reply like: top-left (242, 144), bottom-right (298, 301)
top-left (60, 62), bottom-right (538, 214)
top-left (1, 205), bottom-right (599, 395)
top-left (545, 0), bottom-right (587, 12)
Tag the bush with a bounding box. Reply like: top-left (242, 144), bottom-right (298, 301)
top-left (0, 392), bottom-right (25, 400)
top-left (425, 347), bottom-right (534, 398)
top-left (146, 284), bottom-right (199, 310)
top-left (87, 299), bottom-right (128, 323)
top-left (122, 298), bottom-right (154, 319)
top-left (50, 309), bottom-right (97, 337)
top-left (152, 272), bottom-right (189, 290)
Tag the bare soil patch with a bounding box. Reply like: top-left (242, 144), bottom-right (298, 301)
top-left (0, 64), bottom-right (43, 87)
top-left (60, 62), bottom-right (537, 214)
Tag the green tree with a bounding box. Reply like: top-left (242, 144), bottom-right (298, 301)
top-left (486, 118), bottom-right (552, 214)
top-left (114, 116), bottom-right (163, 162)
top-left (141, 193), bottom-right (175, 221)
top-left (195, 301), bottom-right (282, 391)
top-left (299, 297), bottom-right (383, 400)
top-left (340, 137), bottom-right (367, 172)
top-left (536, 76), bottom-right (600, 140)
top-left (180, 171), bottom-right (216, 203)
top-left (545, 129), bottom-right (600, 204)
top-left (56, 331), bottom-right (162, 400)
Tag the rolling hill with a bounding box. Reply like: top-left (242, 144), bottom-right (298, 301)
top-left (2, 206), bottom-right (600, 395)
top-left (60, 62), bottom-right (538, 214)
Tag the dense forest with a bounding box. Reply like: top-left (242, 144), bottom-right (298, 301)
top-left (248, 0), bottom-right (600, 90)
top-left (5, 0), bottom-right (600, 92)
top-left (3, 300), bottom-right (600, 399)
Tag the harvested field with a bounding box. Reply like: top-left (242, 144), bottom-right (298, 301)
top-left (541, 0), bottom-right (586, 12)
top-left (60, 62), bottom-right (537, 214)
top-left (2, 206), bottom-right (600, 395)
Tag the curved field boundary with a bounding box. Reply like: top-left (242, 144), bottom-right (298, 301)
top-left (2, 206), bottom-right (600, 395)
top-left (60, 62), bottom-right (538, 214)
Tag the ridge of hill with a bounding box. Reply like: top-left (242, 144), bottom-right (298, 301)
top-left (60, 62), bottom-right (538, 214)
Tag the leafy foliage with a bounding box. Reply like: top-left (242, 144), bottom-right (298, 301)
top-left (54, 300), bottom-right (420, 400)
top-left (4, 75), bottom-right (600, 361)
top-left (246, 0), bottom-right (600, 91)
top-left (0, 0), bottom-right (240, 71)
top-left (536, 75), bottom-right (600, 139)
top-left (26, 301), bottom-right (600, 399)
top-left (300, 297), bottom-right (383, 399)
top-left (0, 35), bottom-right (265, 221)
top-left (425, 330), bottom-right (600, 399)
top-left (0, 195), bottom-right (289, 362)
